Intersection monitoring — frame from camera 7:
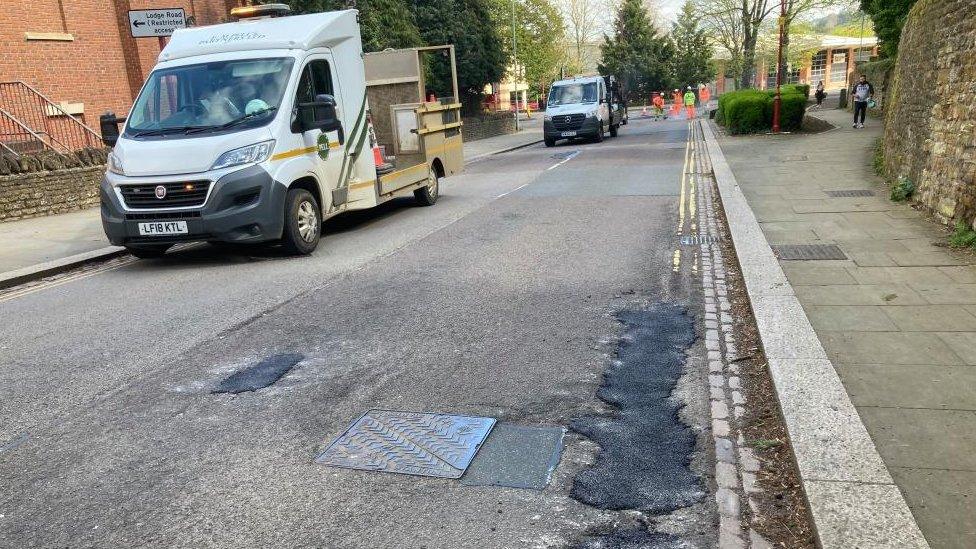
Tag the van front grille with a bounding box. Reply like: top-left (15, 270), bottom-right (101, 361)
top-left (119, 181), bottom-right (210, 209)
top-left (551, 113), bottom-right (586, 130)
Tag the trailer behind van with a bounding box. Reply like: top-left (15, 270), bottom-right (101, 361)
top-left (99, 6), bottom-right (463, 257)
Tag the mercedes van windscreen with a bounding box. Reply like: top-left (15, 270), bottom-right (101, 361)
top-left (547, 82), bottom-right (598, 106)
top-left (124, 57), bottom-right (295, 138)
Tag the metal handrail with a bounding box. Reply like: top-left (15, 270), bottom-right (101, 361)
top-left (0, 108), bottom-right (64, 157)
top-left (0, 81), bottom-right (103, 153)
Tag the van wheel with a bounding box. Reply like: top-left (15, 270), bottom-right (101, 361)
top-left (414, 165), bottom-right (439, 206)
top-left (281, 188), bottom-right (320, 255)
top-left (594, 123), bottom-right (604, 142)
top-left (609, 123), bottom-right (619, 137)
top-left (544, 137), bottom-right (556, 147)
top-left (126, 244), bottom-right (171, 259)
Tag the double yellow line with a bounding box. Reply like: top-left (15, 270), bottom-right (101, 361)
top-left (674, 121), bottom-right (697, 272)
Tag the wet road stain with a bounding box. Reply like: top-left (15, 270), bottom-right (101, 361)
top-left (570, 303), bottom-right (703, 514)
top-left (212, 353), bottom-right (304, 394)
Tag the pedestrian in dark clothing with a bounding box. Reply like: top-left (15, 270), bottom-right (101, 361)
top-left (850, 75), bottom-right (874, 128)
top-left (815, 81), bottom-right (826, 107)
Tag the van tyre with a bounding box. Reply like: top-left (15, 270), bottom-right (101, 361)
top-left (593, 123), bottom-right (604, 142)
top-left (609, 123), bottom-right (618, 137)
top-left (414, 165), bottom-right (439, 206)
top-left (281, 187), bottom-right (321, 255)
top-left (544, 137), bottom-right (556, 147)
top-left (126, 244), bottom-right (171, 259)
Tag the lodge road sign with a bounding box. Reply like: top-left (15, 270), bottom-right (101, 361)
top-left (128, 8), bottom-right (186, 38)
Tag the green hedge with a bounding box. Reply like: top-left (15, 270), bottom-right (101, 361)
top-left (716, 88), bottom-right (807, 134)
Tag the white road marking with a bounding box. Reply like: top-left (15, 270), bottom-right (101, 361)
top-left (546, 150), bottom-right (580, 171)
top-left (496, 183), bottom-right (528, 199)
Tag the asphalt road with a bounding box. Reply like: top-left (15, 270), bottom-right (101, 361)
top-left (0, 117), bottom-right (713, 548)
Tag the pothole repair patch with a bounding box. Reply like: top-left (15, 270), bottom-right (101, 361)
top-left (317, 410), bottom-right (495, 479)
top-left (212, 353), bottom-right (304, 394)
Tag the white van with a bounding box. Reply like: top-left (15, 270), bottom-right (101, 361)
top-left (543, 75), bottom-right (625, 147)
top-left (100, 6), bottom-right (462, 257)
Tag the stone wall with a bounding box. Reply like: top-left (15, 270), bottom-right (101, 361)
top-left (882, 0), bottom-right (976, 225)
top-left (855, 58), bottom-right (896, 110)
top-left (0, 165), bottom-right (104, 222)
top-left (461, 112), bottom-right (516, 142)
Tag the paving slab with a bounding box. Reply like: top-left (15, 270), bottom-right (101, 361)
top-left (795, 283), bottom-right (928, 305)
top-left (807, 305), bottom-right (898, 332)
top-left (781, 263), bottom-right (858, 285)
top-left (936, 333), bottom-right (976, 365)
top-left (835, 364), bottom-right (976, 410)
top-left (889, 468), bottom-right (976, 549)
top-left (819, 331), bottom-right (965, 365)
top-left (857, 407), bottom-right (976, 471)
top-left (883, 306), bottom-right (976, 332)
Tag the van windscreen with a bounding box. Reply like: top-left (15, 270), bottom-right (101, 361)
top-left (125, 57), bottom-right (295, 137)
top-left (547, 83), bottom-right (598, 106)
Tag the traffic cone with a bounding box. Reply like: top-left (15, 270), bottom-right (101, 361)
top-left (368, 119), bottom-right (394, 175)
top-left (641, 106), bottom-right (648, 117)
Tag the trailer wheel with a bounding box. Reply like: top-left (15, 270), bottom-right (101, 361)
top-left (609, 123), bottom-right (618, 137)
top-left (126, 244), bottom-right (171, 259)
top-left (414, 165), bottom-right (439, 206)
top-left (281, 187), bottom-right (321, 255)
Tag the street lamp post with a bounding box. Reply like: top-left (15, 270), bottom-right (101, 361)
top-left (772, 0), bottom-right (786, 133)
top-left (511, 0), bottom-right (520, 132)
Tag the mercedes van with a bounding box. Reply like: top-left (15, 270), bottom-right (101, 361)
top-left (543, 75), bottom-right (625, 147)
top-left (99, 6), bottom-right (462, 258)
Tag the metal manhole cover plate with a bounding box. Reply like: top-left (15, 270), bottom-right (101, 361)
top-left (316, 410), bottom-right (496, 479)
top-left (825, 189), bottom-right (875, 197)
top-left (680, 235), bottom-right (722, 246)
top-left (772, 244), bottom-right (848, 260)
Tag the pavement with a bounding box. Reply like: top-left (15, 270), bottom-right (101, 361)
top-left (0, 116), bottom-right (719, 547)
top-left (0, 119), bottom-right (543, 288)
top-left (711, 106), bottom-right (976, 549)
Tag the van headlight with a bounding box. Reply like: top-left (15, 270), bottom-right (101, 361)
top-left (211, 140), bottom-right (275, 170)
top-left (544, 113), bottom-right (553, 121)
top-left (107, 150), bottom-right (124, 175)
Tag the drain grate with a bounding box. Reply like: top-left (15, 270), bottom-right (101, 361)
top-left (316, 410), bottom-right (495, 478)
top-left (772, 244), bottom-right (848, 260)
top-left (825, 189), bottom-right (875, 197)
top-left (680, 235), bottom-right (722, 246)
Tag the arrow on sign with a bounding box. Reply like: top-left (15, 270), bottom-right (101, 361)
top-left (133, 20), bottom-right (146, 27)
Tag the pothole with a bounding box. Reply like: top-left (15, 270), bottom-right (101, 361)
top-left (212, 352), bottom-right (304, 394)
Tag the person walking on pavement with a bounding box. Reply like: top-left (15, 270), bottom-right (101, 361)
top-left (684, 86), bottom-right (697, 119)
top-left (850, 74), bottom-right (874, 128)
top-left (814, 80), bottom-right (826, 107)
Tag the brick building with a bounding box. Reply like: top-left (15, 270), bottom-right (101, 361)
top-left (0, 0), bottom-right (242, 134)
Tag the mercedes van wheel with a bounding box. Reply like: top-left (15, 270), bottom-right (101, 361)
top-left (594, 123), bottom-right (604, 142)
top-left (414, 165), bottom-right (439, 206)
top-left (544, 137), bottom-right (556, 147)
top-left (126, 244), bottom-right (171, 259)
top-left (281, 188), bottom-right (321, 255)
top-left (609, 123), bottom-right (618, 137)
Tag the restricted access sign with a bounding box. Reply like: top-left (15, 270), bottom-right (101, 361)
top-left (128, 8), bottom-right (186, 38)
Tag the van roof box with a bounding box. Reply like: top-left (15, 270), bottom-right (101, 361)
top-left (159, 10), bottom-right (360, 63)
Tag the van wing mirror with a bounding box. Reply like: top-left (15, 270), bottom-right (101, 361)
top-left (297, 94), bottom-right (344, 143)
top-left (99, 111), bottom-right (126, 147)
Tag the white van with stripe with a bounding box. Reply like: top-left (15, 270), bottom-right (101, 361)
top-left (99, 6), bottom-right (462, 257)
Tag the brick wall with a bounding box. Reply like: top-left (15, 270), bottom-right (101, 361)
top-left (461, 112), bottom-right (516, 142)
top-left (0, 165), bottom-right (105, 222)
top-left (0, 1), bottom-right (239, 128)
top-left (882, 0), bottom-right (976, 225)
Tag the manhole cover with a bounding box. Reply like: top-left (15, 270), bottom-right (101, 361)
top-left (772, 244), bottom-right (848, 260)
top-left (825, 189), bottom-right (875, 197)
top-left (461, 424), bottom-right (565, 490)
top-left (316, 410), bottom-right (495, 478)
top-left (680, 235), bottom-right (722, 246)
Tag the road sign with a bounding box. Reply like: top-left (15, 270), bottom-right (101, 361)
top-left (128, 8), bottom-right (186, 38)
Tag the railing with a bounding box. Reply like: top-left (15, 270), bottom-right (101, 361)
top-left (0, 108), bottom-right (51, 156)
top-left (0, 81), bottom-right (102, 155)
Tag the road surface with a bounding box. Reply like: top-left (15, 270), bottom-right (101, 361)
top-left (0, 117), bottom-right (715, 548)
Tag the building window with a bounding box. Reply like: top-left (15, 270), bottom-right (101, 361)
top-left (855, 47), bottom-right (873, 62)
top-left (830, 50), bottom-right (848, 85)
top-left (810, 51), bottom-right (827, 84)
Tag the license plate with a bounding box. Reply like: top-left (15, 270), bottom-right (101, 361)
top-left (138, 221), bottom-right (188, 236)
top-left (560, 131), bottom-right (577, 137)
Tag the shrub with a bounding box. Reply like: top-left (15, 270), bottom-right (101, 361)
top-left (779, 84), bottom-right (810, 98)
top-left (890, 176), bottom-right (915, 201)
top-left (716, 89), bottom-right (805, 134)
top-left (949, 221), bottom-right (976, 249)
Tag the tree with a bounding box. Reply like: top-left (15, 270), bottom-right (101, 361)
top-left (860, 0), bottom-right (917, 58)
top-left (696, 0), bottom-right (744, 88)
top-left (285, 0), bottom-right (423, 51)
top-left (599, 0), bottom-right (675, 101)
top-left (670, 1), bottom-right (714, 88)
top-left (493, 0), bottom-right (566, 98)
top-left (414, 0), bottom-right (507, 112)
top-left (778, 0), bottom-right (853, 82)
top-left (561, 0), bottom-right (600, 74)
